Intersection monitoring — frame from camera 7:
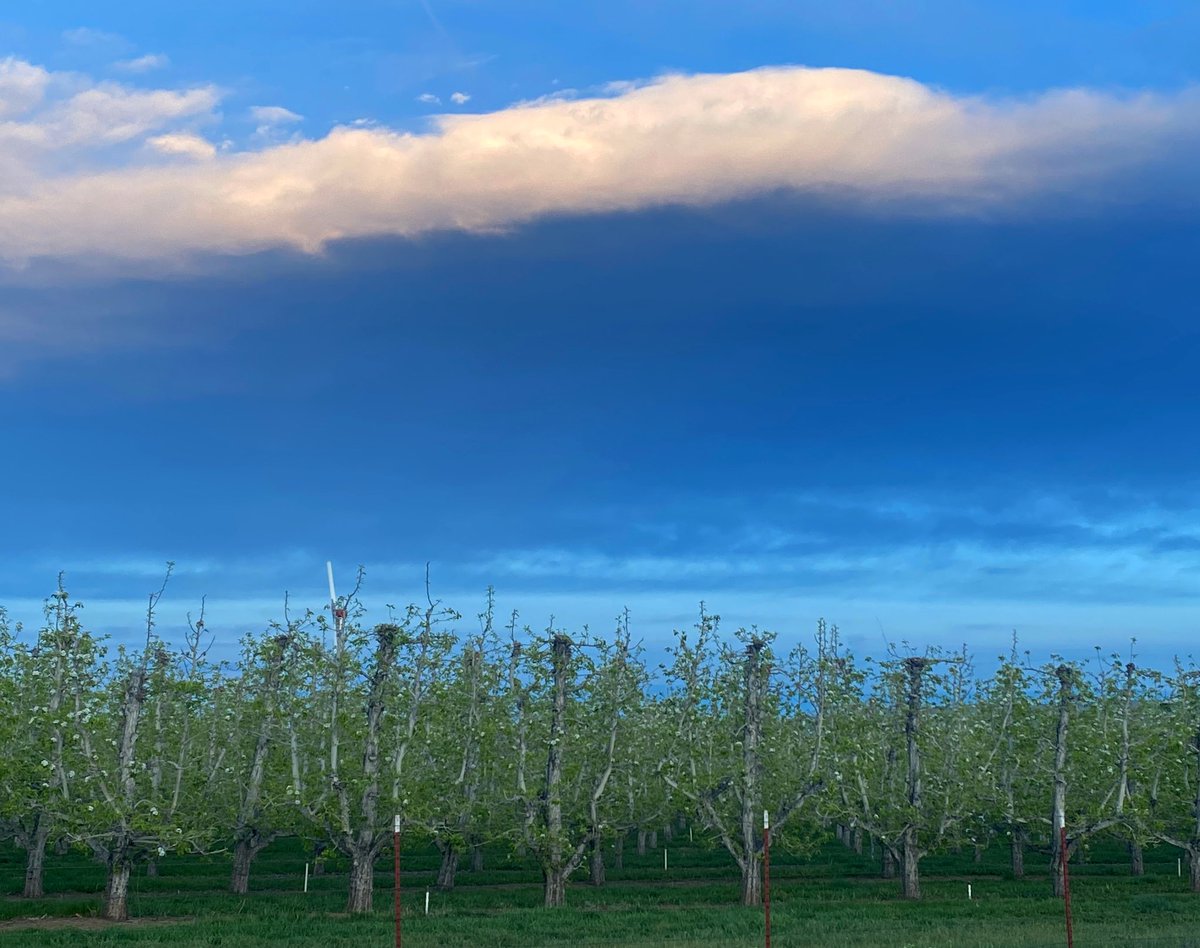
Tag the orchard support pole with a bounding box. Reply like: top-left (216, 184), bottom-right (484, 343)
top-left (394, 814), bottom-right (403, 948)
top-left (1059, 825), bottom-right (1074, 948)
top-left (763, 809), bottom-right (772, 948)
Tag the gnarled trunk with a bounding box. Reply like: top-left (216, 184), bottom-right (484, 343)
top-left (346, 851), bottom-right (375, 914)
top-left (1129, 840), bottom-right (1144, 876)
top-left (22, 824), bottom-right (50, 899)
top-left (901, 830), bottom-right (921, 900)
top-left (436, 843), bottom-right (459, 892)
top-left (740, 855), bottom-right (762, 906)
top-left (231, 839), bottom-right (256, 895)
top-left (103, 857), bottom-right (132, 921)
top-left (1010, 827), bottom-right (1025, 879)
top-left (589, 832), bottom-right (606, 886)
top-left (544, 867), bottom-right (567, 907)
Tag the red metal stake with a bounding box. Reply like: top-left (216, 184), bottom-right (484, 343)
top-left (1060, 826), bottom-right (1074, 948)
top-left (763, 810), bottom-right (772, 948)
top-left (394, 815), bottom-right (403, 948)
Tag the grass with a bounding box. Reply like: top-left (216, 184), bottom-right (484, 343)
top-left (2, 833), bottom-right (1199, 946)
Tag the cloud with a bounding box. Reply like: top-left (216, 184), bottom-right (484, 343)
top-left (0, 57), bottom-right (49, 119)
top-left (62, 27), bottom-right (127, 49)
top-left (416, 92), bottom-right (441, 105)
top-left (248, 105), bottom-right (302, 125)
top-left (450, 91), bottom-right (470, 105)
top-left (114, 53), bottom-right (169, 74)
top-left (147, 132), bottom-right (216, 161)
top-left (0, 61), bottom-right (1198, 267)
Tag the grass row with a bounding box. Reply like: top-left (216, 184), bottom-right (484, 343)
top-left (2, 835), bottom-right (1198, 945)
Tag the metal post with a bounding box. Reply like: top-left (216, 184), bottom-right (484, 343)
top-left (1060, 825), bottom-right (1074, 948)
top-left (394, 815), bottom-right (403, 948)
top-left (763, 809), bottom-right (772, 948)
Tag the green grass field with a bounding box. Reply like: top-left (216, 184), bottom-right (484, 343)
top-left (3, 834), bottom-right (1199, 946)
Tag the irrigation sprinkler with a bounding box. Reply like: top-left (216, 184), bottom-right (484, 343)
top-left (763, 809), bottom-right (772, 948)
top-left (394, 814), bottom-right (403, 948)
top-left (1059, 822), bottom-right (1074, 948)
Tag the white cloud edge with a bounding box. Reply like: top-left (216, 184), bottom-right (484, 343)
top-left (248, 104), bottom-right (302, 125)
top-left (114, 53), bottom-right (169, 74)
top-left (0, 59), bottom-right (1197, 268)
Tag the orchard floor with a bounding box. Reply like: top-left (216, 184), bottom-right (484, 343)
top-left (2, 836), bottom-right (1199, 946)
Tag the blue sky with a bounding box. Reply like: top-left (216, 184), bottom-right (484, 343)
top-left (2, 2), bottom-right (1199, 666)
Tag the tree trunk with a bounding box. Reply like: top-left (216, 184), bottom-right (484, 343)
top-left (346, 851), bottom-right (375, 914)
top-left (901, 831), bottom-right (921, 900)
top-left (103, 858), bottom-right (132, 921)
top-left (1049, 665), bottom-right (1072, 898)
top-left (614, 832), bottom-right (625, 870)
top-left (882, 847), bottom-right (896, 878)
top-left (740, 857), bottom-right (762, 906)
top-left (145, 859), bottom-right (158, 877)
top-left (312, 843), bottom-right (327, 876)
top-left (900, 657), bottom-right (926, 900)
top-left (22, 825), bottom-right (49, 899)
top-left (738, 639), bottom-right (766, 906)
top-left (637, 828), bottom-right (647, 855)
top-left (1010, 827), bottom-right (1025, 879)
top-left (663, 823), bottom-right (673, 841)
top-left (649, 829), bottom-right (658, 849)
top-left (853, 828), bottom-right (863, 855)
top-left (1051, 846), bottom-right (1066, 898)
top-left (974, 843), bottom-right (984, 864)
top-left (544, 868), bottom-right (567, 907)
top-left (1190, 848), bottom-right (1200, 893)
top-left (541, 635), bottom-right (571, 909)
top-left (589, 833), bottom-right (605, 886)
top-left (436, 844), bottom-right (459, 892)
top-left (231, 839), bottom-right (255, 895)
top-left (1129, 840), bottom-right (1144, 876)
top-left (470, 842), bottom-right (484, 873)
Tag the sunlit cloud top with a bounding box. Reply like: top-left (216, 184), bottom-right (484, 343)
top-left (0, 59), bottom-right (1197, 268)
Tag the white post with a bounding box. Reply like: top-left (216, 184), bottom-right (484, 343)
top-left (967, 883), bottom-right (972, 900)
top-left (425, 889), bottom-right (430, 915)
top-left (663, 848), bottom-right (668, 871)
top-left (1179, 857), bottom-right (1183, 877)
top-left (689, 827), bottom-right (693, 843)
top-left (303, 862), bottom-right (309, 893)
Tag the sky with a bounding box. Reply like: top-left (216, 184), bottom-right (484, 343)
top-left (2, 1), bottom-right (1200, 668)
